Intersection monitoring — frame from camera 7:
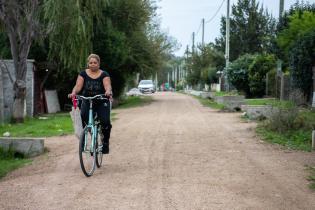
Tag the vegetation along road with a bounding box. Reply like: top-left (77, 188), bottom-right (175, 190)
top-left (0, 92), bottom-right (314, 210)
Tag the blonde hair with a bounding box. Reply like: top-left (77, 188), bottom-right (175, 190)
top-left (87, 53), bottom-right (100, 65)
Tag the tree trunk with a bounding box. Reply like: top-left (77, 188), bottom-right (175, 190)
top-left (12, 79), bottom-right (26, 123)
top-left (0, 0), bottom-right (39, 123)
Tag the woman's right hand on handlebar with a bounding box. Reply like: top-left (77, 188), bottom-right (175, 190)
top-left (68, 92), bottom-right (76, 99)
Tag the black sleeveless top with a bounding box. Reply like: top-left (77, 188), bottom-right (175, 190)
top-left (79, 70), bottom-right (109, 97)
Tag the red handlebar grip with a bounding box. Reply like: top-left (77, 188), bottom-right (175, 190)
top-left (72, 95), bottom-right (77, 109)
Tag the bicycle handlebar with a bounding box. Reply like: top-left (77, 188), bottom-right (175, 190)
top-left (72, 94), bottom-right (109, 109)
top-left (75, 94), bottom-right (109, 101)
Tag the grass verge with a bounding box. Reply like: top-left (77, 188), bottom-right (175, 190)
top-left (194, 96), bottom-right (225, 110)
top-left (215, 91), bottom-right (239, 97)
top-left (245, 98), bottom-right (294, 109)
top-left (116, 95), bottom-right (153, 109)
top-left (306, 166), bottom-right (315, 190)
top-left (0, 148), bottom-right (32, 179)
top-left (0, 113), bottom-right (73, 137)
top-left (256, 125), bottom-right (312, 151)
top-left (256, 108), bottom-right (314, 152)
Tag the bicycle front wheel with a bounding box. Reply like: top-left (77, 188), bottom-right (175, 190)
top-left (79, 127), bottom-right (96, 177)
top-left (96, 133), bottom-right (103, 168)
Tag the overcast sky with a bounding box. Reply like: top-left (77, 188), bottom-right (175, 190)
top-left (157, 0), bottom-right (311, 56)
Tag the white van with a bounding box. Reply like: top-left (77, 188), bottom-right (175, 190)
top-left (138, 80), bottom-right (156, 93)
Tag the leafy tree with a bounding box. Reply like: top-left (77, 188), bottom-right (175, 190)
top-left (248, 54), bottom-right (276, 97)
top-left (289, 28), bottom-right (315, 99)
top-left (186, 44), bottom-right (224, 87)
top-left (275, 1), bottom-right (315, 66)
top-left (44, 0), bottom-right (108, 70)
top-left (227, 54), bottom-right (257, 96)
top-left (91, 0), bottom-right (177, 97)
top-left (277, 0), bottom-right (315, 32)
top-left (277, 11), bottom-right (315, 56)
top-left (215, 0), bottom-right (276, 61)
top-left (0, 0), bottom-right (41, 122)
top-left (1, 0), bottom-right (176, 117)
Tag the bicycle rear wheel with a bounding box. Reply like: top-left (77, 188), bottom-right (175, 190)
top-left (96, 133), bottom-right (103, 168)
top-left (79, 127), bottom-right (96, 177)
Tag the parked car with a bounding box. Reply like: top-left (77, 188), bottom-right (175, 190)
top-left (138, 80), bottom-right (156, 93)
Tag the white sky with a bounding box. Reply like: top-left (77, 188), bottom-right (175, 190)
top-left (157, 0), bottom-right (313, 56)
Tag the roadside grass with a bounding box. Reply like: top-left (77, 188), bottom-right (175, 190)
top-left (215, 91), bottom-right (239, 97)
top-left (256, 125), bottom-right (312, 151)
top-left (256, 109), bottom-right (315, 152)
top-left (306, 166), bottom-right (315, 190)
top-left (116, 95), bottom-right (153, 109)
top-left (245, 98), bottom-right (295, 109)
top-left (0, 113), bottom-right (73, 137)
top-left (194, 96), bottom-right (225, 110)
top-left (0, 148), bottom-right (31, 178)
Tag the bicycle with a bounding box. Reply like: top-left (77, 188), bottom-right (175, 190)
top-left (73, 94), bottom-right (110, 177)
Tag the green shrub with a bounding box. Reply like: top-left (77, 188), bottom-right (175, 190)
top-left (266, 69), bottom-right (277, 97)
top-left (289, 28), bottom-right (315, 99)
top-left (175, 84), bottom-right (183, 91)
top-left (248, 54), bottom-right (276, 97)
top-left (266, 107), bottom-right (299, 133)
top-left (257, 108), bottom-right (314, 151)
top-left (227, 54), bottom-right (257, 97)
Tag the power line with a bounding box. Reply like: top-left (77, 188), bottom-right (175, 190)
top-left (205, 0), bottom-right (226, 24)
top-left (195, 20), bottom-right (202, 37)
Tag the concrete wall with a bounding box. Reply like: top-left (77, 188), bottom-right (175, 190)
top-left (214, 95), bottom-right (245, 110)
top-left (0, 60), bottom-right (35, 124)
top-left (0, 137), bottom-right (44, 157)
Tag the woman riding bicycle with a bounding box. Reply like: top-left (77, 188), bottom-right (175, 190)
top-left (68, 54), bottom-right (112, 154)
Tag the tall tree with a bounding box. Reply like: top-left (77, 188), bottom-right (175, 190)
top-left (0, 0), bottom-right (108, 122)
top-left (0, 0), bottom-right (40, 122)
top-left (215, 0), bottom-right (276, 61)
top-left (44, 0), bottom-right (108, 70)
top-left (186, 44), bottom-right (224, 87)
top-left (92, 0), bottom-right (177, 96)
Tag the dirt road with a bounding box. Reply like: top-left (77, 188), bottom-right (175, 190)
top-left (1, 92), bottom-right (314, 210)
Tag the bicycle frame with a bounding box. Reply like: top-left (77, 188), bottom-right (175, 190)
top-left (83, 98), bottom-right (98, 152)
top-left (75, 94), bottom-right (109, 153)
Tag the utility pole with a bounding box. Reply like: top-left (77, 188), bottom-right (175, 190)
top-left (186, 45), bottom-right (189, 59)
top-left (225, 0), bottom-right (230, 91)
top-left (202, 18), bottom-right (205, 46)
top-left (279, 0), bottom-right (284, 19)
top-left (192, 32), bottom-right (195, 54)
top-left (155, 72), bottom-right (158, 90)
top-left (175, 66), bottom-right (177, 90)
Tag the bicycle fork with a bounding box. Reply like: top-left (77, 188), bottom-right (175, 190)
top-left (83, 100), bottom-right (98, 151)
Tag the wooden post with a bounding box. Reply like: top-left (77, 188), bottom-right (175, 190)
top-left (280, 73), bottom-right (284, 100)
top-left (312, 66), bottom-right (315, 107)
top-left (0, 64), bottom-right (3, 124)
top-left (312, 130), bottom-right (315, 151)
top-left (266, 72), bottom-right (269, 96)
